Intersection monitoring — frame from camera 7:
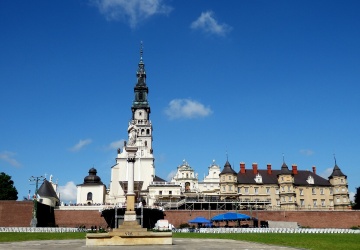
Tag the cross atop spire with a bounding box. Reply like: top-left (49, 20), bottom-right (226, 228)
top-left (140, 41), bottom-right (143, 63)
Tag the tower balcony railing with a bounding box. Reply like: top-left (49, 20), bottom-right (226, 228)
top-left (150, 181), bottom-right (179, 186)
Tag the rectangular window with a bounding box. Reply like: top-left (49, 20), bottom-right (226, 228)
top-left (299, 189), bottom-right (304, 196)
top-left (276, 199), bottom-right (280, 206)
top-left (169, 191), bottom-right (172, 195)
top-left (312, 188), bottom-right (316, 195)
top-left (330, 200), bottom-right (333, 206)
top-left (159, 191), bottom-right (162, 195)
top-left (245, 187), bottom-right (249, 194)
top-left (281, 186), bottom-right (285, 191)
top-left (313, 199), bottom-right (317, 207)
top-left (229, 176), bottom-right (232, 180)
top-left (300, 199), bottom-right (305, 206)
top-left (238, 187), bottom-right (241, 193)
top-left (222, 176), bottom-right (225, 181)
top-left (289, 196), bottom-right (293, 201)
top-left (320, 188), bottom-right (324, 195)
top-left (287, 186), bottom-right (291, 192)
top-left (266, 187), bottom-right (270, 194)
top-left (329, 188), bottom-right (333, 195)
top-left (275, 189), bottom-right (279, 194)
top-left (321, 199), bottom-right (325, 207)
top-left (222, 185), bottom-right (226, 191)
top-left (229, 185), bottom-right (232, 191)
top-left (282, 196), bottom-right (286, 202)
top-left (336, 197), bottom-right (340, 203)
top-left (343, 197), bottom-right (347, 202)
top-left (254, 187), bottom-right (259, 194)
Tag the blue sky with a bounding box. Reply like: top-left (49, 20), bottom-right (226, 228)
top-left (1, 0), bottom-right (359, 203)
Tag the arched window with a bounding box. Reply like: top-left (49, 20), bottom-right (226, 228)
top-left (87, 192), bottom-right (93, 200)
top-left (185, 182), bottom-right (190, 192)
top-left (146, 129), bottom-right (150, 135)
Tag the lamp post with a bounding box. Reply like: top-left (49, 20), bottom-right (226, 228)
top-left (29, 175), bottom-right (45, 227)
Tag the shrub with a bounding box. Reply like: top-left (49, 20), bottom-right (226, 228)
top-left (179, 223), bottom-right (190, 229)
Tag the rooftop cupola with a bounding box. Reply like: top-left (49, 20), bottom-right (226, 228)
top-left (328, 157), bottom-right (346, 179)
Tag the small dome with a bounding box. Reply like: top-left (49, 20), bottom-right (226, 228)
top-left (84, 168), bottom-right (102, 184)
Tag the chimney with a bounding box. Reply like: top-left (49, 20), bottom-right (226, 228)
top-left (252, 163), bottom-right (258, 175)
top-left (267, 164), bottom-right (272, 174)
top-left (312, 166), bottom-right (316, 175)
top-left (240, 162), bottom-right (246, 174)
top-left (292, 164), bottom-right (298, 175)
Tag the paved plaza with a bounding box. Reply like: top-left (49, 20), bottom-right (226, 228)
top-left (0, 238), bottom-right (304, 250)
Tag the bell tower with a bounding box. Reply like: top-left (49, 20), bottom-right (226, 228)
top-left (107, 43), bottom-right (155, 206)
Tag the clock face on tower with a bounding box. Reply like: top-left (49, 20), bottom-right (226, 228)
top-left (135, 109), bottom-right (147, 120)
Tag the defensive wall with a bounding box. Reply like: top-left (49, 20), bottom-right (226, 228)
top-left (1, 201), bottom-right (359, 229)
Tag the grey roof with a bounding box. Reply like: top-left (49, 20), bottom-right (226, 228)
top-left (328, 164), bottom-right (346, 178)
top-left (153, 175), bottom-right (167, 182)
top-left (237, 169), bottom-right (331, 186)
top-left (220, 161), bottom-right (237, 175)
top-left (38, 180), bottom-right (59, 199)
top-left (280, 162), bottom-right (292, 175)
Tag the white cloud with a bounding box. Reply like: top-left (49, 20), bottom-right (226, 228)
top-left (91, 0), bottom-right (173, 28)
top-left (299, 149), bottom-right (314, 156)
top-left (57, 181), bottom-right (77, 203)
top-left (166, 170), bottom-right (177, 181)
top-left (107, 140), bottom-right (125, 150)
top-left (349, 192), bottom-right (355, 202)
top-left (164, 99), bottom-right (213, 120)
top-left (69, 139), bottom-right (92, 152)
top-left (319, 167), bottom-right (333, 179)
top-left (0, 151), bottom-right (21, 167)
top-left (190, 11), bottom-right (232, 36)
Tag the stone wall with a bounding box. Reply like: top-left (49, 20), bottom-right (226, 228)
top-left (1, 201), bottom-right (359, 229)
top-left (0, 201), bottom-right (33, 227)
top-left (164, 210), bottom-right (360, 229)
top-left (54, 210), bottom-right (107, 228)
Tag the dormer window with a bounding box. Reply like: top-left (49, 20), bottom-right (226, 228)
top-left (254, 173), bottom-right (263, 183)
top-left (306, 175), bottom-right (314, 185)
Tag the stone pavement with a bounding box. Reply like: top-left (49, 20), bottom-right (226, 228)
top-left (0, 238), bottom-right (304, 250)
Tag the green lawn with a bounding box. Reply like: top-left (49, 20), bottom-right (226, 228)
top-left (0, 232), bottom-right (359, 250)
top-left (173, 233), bottom-right (360, 250)
top-left (0, 232), bottom-right (86, 242)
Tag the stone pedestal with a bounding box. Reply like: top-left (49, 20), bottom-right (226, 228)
top-left (86, 144), bottom-right (172, 246)
top-left (86, 221), bottom-right (172, 246)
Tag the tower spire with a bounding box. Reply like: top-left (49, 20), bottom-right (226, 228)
top-left (140, 41), bottom-right (143, 63)
top-left (132, 42), bottom-right (150, 115)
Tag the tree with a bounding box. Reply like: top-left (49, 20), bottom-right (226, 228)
top-left (353, 187), bottom-right (360, 210)
top-left (0, 172), bottom-right (18, 200)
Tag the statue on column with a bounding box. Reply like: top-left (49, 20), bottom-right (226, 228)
top-left (127, 122), bottom-right (137, 146)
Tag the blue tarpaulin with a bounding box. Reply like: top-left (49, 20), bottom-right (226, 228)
top-left (211, 212), bottom-right (251, 221)
top-left (189, 216), bottom-right (211, 224)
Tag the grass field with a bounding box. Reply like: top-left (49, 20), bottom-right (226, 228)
top-left (173, 233), bottom-right (360, 250)
top-left (0, 232), bottom-right (359, 250)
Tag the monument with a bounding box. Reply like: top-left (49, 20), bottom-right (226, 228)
top-left (86, 142), bottom-right (172, 246)
top-left (86, 45), bottom-right (172, 246)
